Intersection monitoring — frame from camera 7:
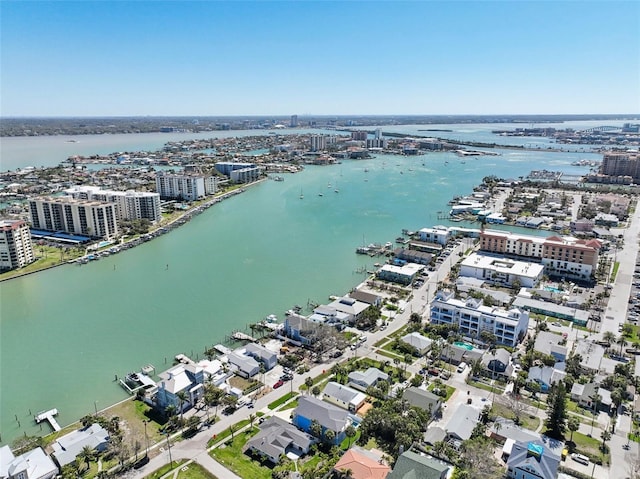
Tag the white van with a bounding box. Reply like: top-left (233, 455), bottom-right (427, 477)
top-left (571, 453), bottom-right (589, 465)
top-left (457, 362), bottom-right (467, 373)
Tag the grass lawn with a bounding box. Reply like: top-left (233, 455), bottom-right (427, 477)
top-left (611, 262), bottom-right (620, 282)
top-left (376, 349), bottom-right (404, 361)
top-left (267, 392), bottom-right (298, 410)
top-left (210, 428), bottom-right (271, 479)
top-left (374, 338), bottom-right (391, 348)
top-left (361, 437), bottom-right (379, 450)
top-left (176, 462), bottom-right (219, 479)
top-left (208, 419), bottom-right (250, 447)
top-left (467, 379), bottom-right (504, 395)
top-left (623, 324), bottom-right (640, 343)
top-left (571, 431), bottom-right (610, 465)
top-left (490, 402), bottom-right (541, 431)
top-left (427, 383), bottom-right (456, 402)
top-left (281, 399), bottom-right (299, 411)
top-left (299, 370), bottom-right (332, 391)
top-left (0, 245), bottom-right (83, 280)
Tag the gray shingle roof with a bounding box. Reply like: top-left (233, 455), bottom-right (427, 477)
top-left (445, 404), bottom-right (479, 441)
top-left (245, 416), bottom-right (313, 463)
top-left (294, 396), bottom-right (350, 433)
top-left (507, 440), bottom-right (560, 479)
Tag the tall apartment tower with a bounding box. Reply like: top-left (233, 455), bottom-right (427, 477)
top-left (290, 115), bottom-right (298, 128)
top-left (0, 219), bottom-right (35, 271)
top-left (310, 135), bottom-right (327, 152)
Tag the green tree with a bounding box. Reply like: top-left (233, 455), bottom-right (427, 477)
top-left (324, 429), bottom-right (336, 444)
top-left (616, 335), bottom-right (628, 355)
top-left (77, 445), bottom-right (94, 473)
top-left (345, 425), bottom-right (357, 447)
top-left (310, 419), bottom-right (323, 439)
top-left (600, 429), bottom-right (611, 452)
top-left (544, 382), bottom-right (568, 440)
top-left (312, 385), bottom-right (321, 397)
top-left (567, 416), bottom-right (580, 442)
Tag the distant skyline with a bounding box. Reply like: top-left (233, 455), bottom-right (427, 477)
top-left (1, 1), bottom-right (639, 117)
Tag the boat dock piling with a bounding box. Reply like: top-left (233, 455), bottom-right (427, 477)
top-left (34, 408), bottom-right (61, 432)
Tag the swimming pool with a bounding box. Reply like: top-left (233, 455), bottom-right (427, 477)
top-left (544, 286), bottom-right (564, 293)
top-left (453, 341), bottom-right (474, 351)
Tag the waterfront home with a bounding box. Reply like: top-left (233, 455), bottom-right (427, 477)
top-left (326, 296), bottom-right (371, 324)
top-left (309, 305), bottom-right (350, 326)
top-left (245, 416), bottom-right (314, 464)
top-left (387, 450), bottom-right (449, 479)
top-left (284, 315), bottom-right (333, 346)
top-left (393, 248), bottom-right (434, 266)
top-left (292, 396), bottom-right (351, 445)
top-left (155, 362), bottom-right (205, 412)
top-left (322, 381), bottom-right (367, 413)
top-left (418, 226), bottom-right (452, 245)
top-left (227, 351), bottom-right (260, 378)
top-left (348, 367), bottom-right (389, 392)
top-left (402, 387), bottom-right (441, 418)
top-left (506, 441), bottom-right (560, 479)
top-left (400, 332), bottom-right (432, 354)
top-left (244, 343), bottom-right (278, 370)
top-left (0, 446), bottom-right (58, 479)
top-left (332, 446), bottom-right (390, 479)
top-left (51, 424), bottom-right (109, 468)
top-left (348, 289), bottom-right (383, 307)
top-left (377, 263), bottom-right (423, 285)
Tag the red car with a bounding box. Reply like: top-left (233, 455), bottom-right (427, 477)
top-left (273, 380), bottom-right (284, 389)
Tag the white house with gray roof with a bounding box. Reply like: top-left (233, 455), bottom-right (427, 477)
top-left (322, 381), bottom-right (367, 413)
top-left (326, 296), bottom-right (371, 323)
top-left (348, 368), bottom-right (389, 391)
top-left (244, 343), bottom-right (278, 370)
top-left (401, 332), bottom-right (433, 354)
top-left (445, 404), bottom-right (480, 444)
top-left (227, 351), bottom-right (260, 378)
top-left (506, 440), bottom-right (560, 479)
top-left (0, 446), bottom-right (58, 479)
top-left (51, 424), bottom-right (110, 467)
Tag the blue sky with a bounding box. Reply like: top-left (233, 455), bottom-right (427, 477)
top-left (1, 1), bottom-right (639, 116)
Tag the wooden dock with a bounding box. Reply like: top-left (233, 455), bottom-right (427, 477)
top-left (34, 408), bottom-right (61, 432)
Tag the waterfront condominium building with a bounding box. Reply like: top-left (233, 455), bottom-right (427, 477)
top-left (214, 162), bottom-right (262, 183)
top-left (601, 152), bottom-right (640, 182)
top-left (309, 135), bottom-right (327, 152)
top-left (0, 219), bottom-right (35, 271)
top-left (430, 290), bottom-right (529, 347)
top-left (155, 171), bottom-right (206, 201)
top-left (65, 185), bottom-right (161, 223)
top-left (479, 230), bottom-right (601, 281)
top-left (29, 197), bottom-right (119, 240)
top-left (459, 253), bottom-right (544, 288)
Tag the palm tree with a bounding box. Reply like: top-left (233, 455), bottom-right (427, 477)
top-left (77, 446), bottom-right (94, 473)
top-left (600, 430), bottom-right (611, 452)
top-left (249, 413), bottom-right (256, 429)
top-left (567, 416), bottom-right (580, 442)
top-left (324, 429), bottom-right (336, 445)
top-left (616, 335), bottom-right (628, 355)
top-left (175, 390), bottom-right (189, 430)
top-left (603, 331), bottom-right (616, 350)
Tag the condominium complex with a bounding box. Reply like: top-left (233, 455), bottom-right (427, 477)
top-left (479, 230), bottom-right (601, 280)
top-left (65, 186), bottom-right (161, 222)
top-left (430, 290), bottom-right (529, 347)
top-left (460, 253), bottom-right (544, 288)
top-left (601, 152), bottom-right (640, 182)
top-left (155, 171), bottom-right (207, 201)
top-left (214, 162), bottom-right (262, 183)
top-left (0, 219), bottom-right (35, 271)
top-left (29, 197), bottom-right (119, 240)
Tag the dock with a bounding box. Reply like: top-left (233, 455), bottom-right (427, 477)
top-left (34, 408), bottom-right (61, 432)
top-left (231, 331), bottom-right (256, 342)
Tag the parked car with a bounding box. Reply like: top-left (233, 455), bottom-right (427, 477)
top-left (457, 362), bottom-right (467, 373)
top-left (273, 380), bottom-right (284, 389)
top-left (571, 453), bottom-right (589, 465)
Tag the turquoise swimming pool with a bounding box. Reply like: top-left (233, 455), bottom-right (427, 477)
top-left (454, 341), bottom-right (474, 351)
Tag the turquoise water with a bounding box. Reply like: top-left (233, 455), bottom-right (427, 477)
top-left (544, 286), bottom-right (564, 293)
top-left (453, 341), bottom-right (475, 351)
top-left (0, 125), bottom-right (603, 444)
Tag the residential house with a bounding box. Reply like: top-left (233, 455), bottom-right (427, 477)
top-left (570, 382), bottom-right (610, 412)
top-left (155, 362), bottom-right (205, 412)
top-left (401, 332), bottom-right (432, 354)
top-left (377, 263), bottom-right (423, 285)
top-left (387, 450), bottom-right (450, 479)
top-left (348, 368), bottom-right (389, 392)
top-left (481, 348), bottom-right (513, 380)
top-left (227, 352), bottom-right (260, 378)
top-left (402, 387), bottom-right (441, 418)
top-left (283, 315), bottom-right (332, 346)
top-left (244, 343), bottom-right (278, 370)
top-left (327, 296), bottom-right (371, 323)
top-left (322, 382), bottom-right (367, 413)
top-left (445, 404), bottom-right (480, 443)
top-left (0, 446), bottom-right (58, 479)
top-left (506, 441), bottom-right (560, 479)
top-left (332, 446), bottom-right (390, 479)
top-left (533, 331), bottom-right (567, 363)
top-left (574, 340), bottom-right (606, 374)
top-left (292, 396), bottom-right (351, 445)
top-left (349, 290), bottom-right (383, 307)
top-left (51, 424), bottom-right (110, 468)
top-left (527, 365), bottom-right (566, 393)
top-left (245, 416), bottom-right (314, 464)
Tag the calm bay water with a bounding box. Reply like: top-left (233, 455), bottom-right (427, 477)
top-left (0, 123), bottom-right (604, 443)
